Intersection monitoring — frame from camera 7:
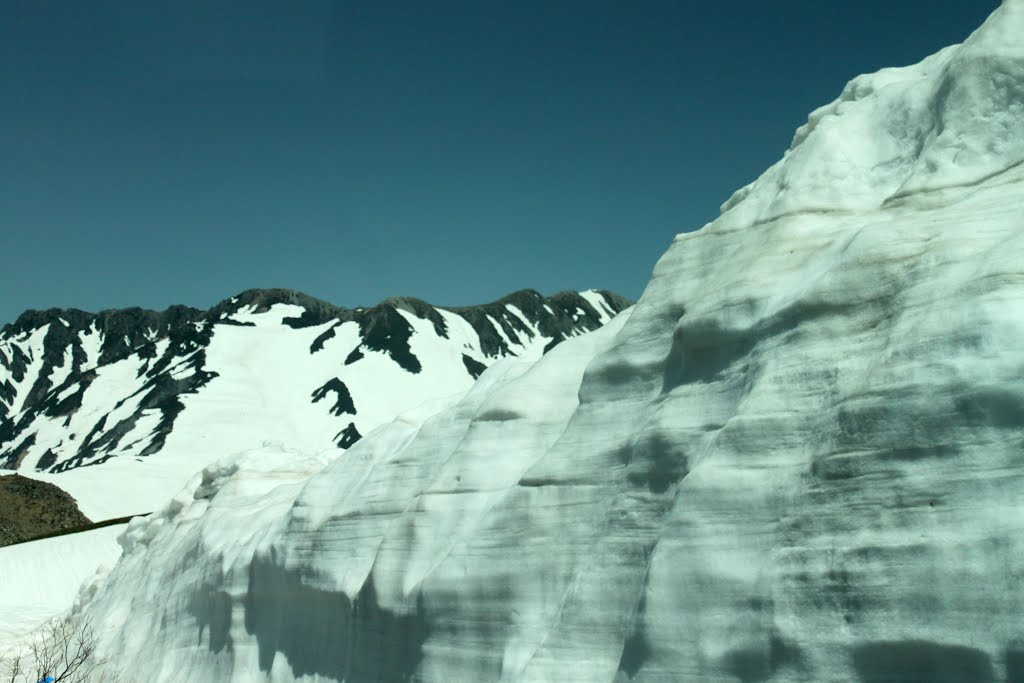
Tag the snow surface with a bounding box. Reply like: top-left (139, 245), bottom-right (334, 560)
top-left (18, 2), bottom-right (1024, 679)
top-left (64, 311), bottom-right (627, 679)
top-left (18, 353), bottom-right (151, 472)
top-left (579, 289), bottom-right (617, 322)
top-left (0, 294), bottom-right (622, 650)
top-left (45, 347), bottom-right (74, 401)
top-left (157, 307), bottom-right (357, 462)
top-left (0, 525), bottom-right (124, 647)
top-left (0, 324), bottom-right (49, 418)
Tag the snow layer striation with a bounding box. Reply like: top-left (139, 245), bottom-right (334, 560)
top-left (66, 2), bottom-right (1024, 681)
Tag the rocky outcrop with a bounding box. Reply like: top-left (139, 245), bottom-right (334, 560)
top-left (0, 475), bottom-right (91, 546)
top-left (0, 288), bottom-right (629, 477)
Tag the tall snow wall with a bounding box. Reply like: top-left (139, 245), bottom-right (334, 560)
top-left (73, 2), bottom-right (1024, 680)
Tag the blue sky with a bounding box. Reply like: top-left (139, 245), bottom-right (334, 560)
top-left (0, 1), bottom-right (998, 326)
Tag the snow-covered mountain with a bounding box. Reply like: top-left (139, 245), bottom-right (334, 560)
top-left (0, 288), bottom-right (628, 519)
top-left (42, 1), bottom-right (1024, 680)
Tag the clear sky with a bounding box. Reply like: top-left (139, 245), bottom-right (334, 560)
top-left (0, 1), bottom-right (999, 326)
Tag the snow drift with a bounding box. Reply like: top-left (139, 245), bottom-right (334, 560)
top-left (68, 2), bottom-right (1024, 680)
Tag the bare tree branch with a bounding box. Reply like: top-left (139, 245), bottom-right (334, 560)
top-left (1, 615), bottom-right (130, 683)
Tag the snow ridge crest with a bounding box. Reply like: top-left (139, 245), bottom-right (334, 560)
top-left (719, 0), bottom-right (1024, 230)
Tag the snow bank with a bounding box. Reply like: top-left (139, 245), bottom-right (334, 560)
top-left (68, 2), bottom-right (1024, 680)
top-left (0, 525), bottom-right (123, 647)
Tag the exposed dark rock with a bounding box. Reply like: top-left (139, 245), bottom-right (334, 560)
top-left (0, 432), bottom-right (36, 470)
top-left (382, 296), bottom-right (449, 338)
top-left (312, 379), bottom-right (356, 417)
top-left (207, 289), bottom-right (342, 324)
top-left (0, 474), bottom-right (91, 546)
top-left (36, 448), bottom-right (57, 470)
top-left (461, 354), bottom-right (487, 380)
top-left (0, 344), bottom-right (30, 420)
top-left (443, 289), bottom-right (629, 359)
top-left (336, 423), bottom-right (361, 449)
top-left (1, 287), bottom-right (630, 471)
top-left (310, 323), bottom-right (339, 354)
top-left (356, 306), bottom-right (420, 374)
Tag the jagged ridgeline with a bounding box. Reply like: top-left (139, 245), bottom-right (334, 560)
top-left (0, 288), bottom-right (629, 473)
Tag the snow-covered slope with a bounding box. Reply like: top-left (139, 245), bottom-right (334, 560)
top-left (0, 288), bottom-right (628, 519)
top-left (66, 1), bottom-right (1024, 680)
top-left (0, 524), bottom-right (125, 646)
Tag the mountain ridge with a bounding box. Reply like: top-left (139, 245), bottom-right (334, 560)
top-left (0, 286), bottom-right (629, 495)
top-left (3, 286), bottom-right (631, 335)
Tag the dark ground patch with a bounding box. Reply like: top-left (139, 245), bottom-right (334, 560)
top-left (443, 289), bottom-right (631, 359)
top-left (356, 306), bottom-right (421, 373)
top-left (461, 354), bottom-right (487, 379)
top-left (312, 379), bottom-right (357, 416)
top-left (310, 323), bottom-right (339, 353)
top-left (336, 423), bottom-right (362, 448)
top-left (0, 474), bottom-right (91, 546)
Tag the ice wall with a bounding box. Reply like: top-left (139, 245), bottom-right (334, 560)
top-left (72, 2), bottom-right (1024, 681)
